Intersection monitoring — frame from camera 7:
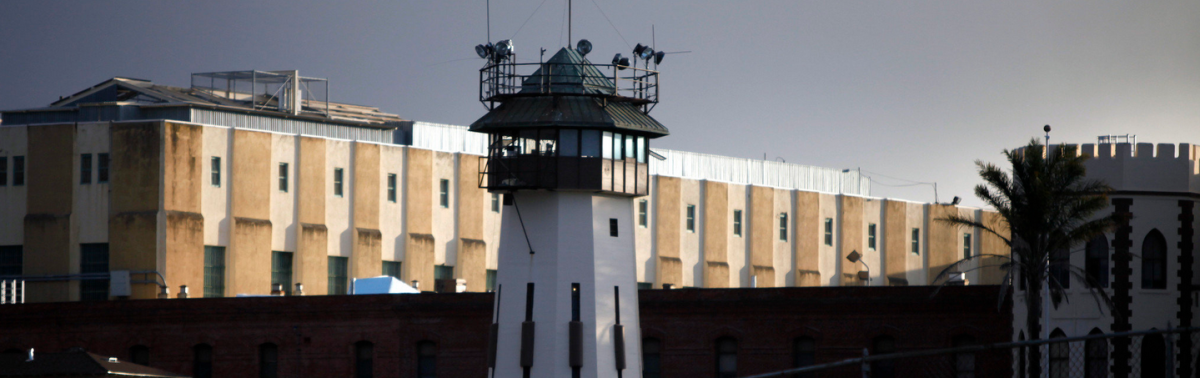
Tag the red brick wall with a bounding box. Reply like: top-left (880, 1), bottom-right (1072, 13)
top-left (0, 287), bottom-right (1010, 378)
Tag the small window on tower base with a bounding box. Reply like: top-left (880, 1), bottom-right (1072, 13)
top-left (609, 219), bottom-right (619, 237)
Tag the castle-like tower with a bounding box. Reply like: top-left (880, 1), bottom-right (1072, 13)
top-left (470, 43), bottom-right (668, 378)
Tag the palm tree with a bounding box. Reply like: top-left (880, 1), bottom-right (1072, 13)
top-left (937, 139), bottom-right (1119, 378)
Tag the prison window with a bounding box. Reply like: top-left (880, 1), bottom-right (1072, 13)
top-left (80, 154), bottom-right (92, 184)
top-left (210, 157), bottom-right (221, 187)
top-left (387, 174), bottom-right (397, 202)
top-left (963, 233), bottom-right (972, 259)
top-left (868, 223), bottom-right (877, 250)
top-left (0, 246), bottom-right (21, 276)
top-left (716, 337), bottom-right (738, 378)
top-left (779, 213), bottom-right (789, 241)
top-left (355, 341), bottom-right (374, 378)
top-left (434, 265), bottom-right (454, 281)
top-left (80, 243), bottom-right (109, 301)
top-left (204, 246), bottom-right (226, 298)
top-left (643, 338), bottom-right (662, 378)
top-left (259, 343), bottom-right (278, 378)
top-left (98, 153), bottom-right (109, 183)
top-left (686, 205), bottom-right (696, 232)
top-left (279, 163), bottom-right (289, 192)
top-left (911, 228), bottom-right (920, 255)
top-left (383, 261), bottom-right (402, 281)
top-left (0, 156), bottom-right (7, 186)
top-left (271, 251), bottom-right (293, 295)
top-left (559, 129), bottom-right (579, 157)
top-left (328, 257), bottom-right (348, 295)
top-left (12, 156), bottom-right (23, 186)
top-left (492, 193), bottom-right (500, 212)
top-left (1141, 229), bottom-right (1167, 289)
top-left (486, 269), bottom-right (497, 292)
top-left (334, 168), bottom-right (344, 197)
top-left (602, 132), bottom-right (613, 159)
top-left (439, 179), bottom-right (449, 208)
top-left (1141, 332), bottom-right (1165, 378)
top-left (824, 218), bottom-right (833, 246)
top-left (639, 200), bottom-right (649, 227)
top-left (417, 341), bottom-right (437, 378)
top-left (129, 345), bottom-right (149, 366)
top-left (581, 130), bottom-right (601, 158)
top-left (193, 344), bottom-right (213, 378)
top-left (1085, 235), bottom-right (1109, 288)
top-left (610, 218), bottom-right (619, 237)
top-left (1048, 329), bottom-right (1068, 378)
top-left (1050, 247), bottom-right (1070, 289)
top-left (733, 210), bottom-right (743, 237)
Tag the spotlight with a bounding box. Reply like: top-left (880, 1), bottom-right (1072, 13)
top-left (633, 44), bottom-right (654, 60)
top-left (496, 39), bottom-right (514, 57)
top-left (576, 39), bottom-right (592, 56)
top-left (612, 53), bottom-right (623, 66)
top-left (653, 51), bottom-right (665, 65)
top-left (475, 44), bottom-right (493, 59)
top-left (611, 54), bottom-right (630, 70)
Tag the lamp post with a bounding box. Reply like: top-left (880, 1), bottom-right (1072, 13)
top-left (846, 250), bottom-right (870, 286)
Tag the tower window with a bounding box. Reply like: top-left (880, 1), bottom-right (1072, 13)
top-left (963, 233), bottom-right (972, 259)
top-left (328, 256), bottom-right (348, 294)
top-left (911, 228), bottom-right (920, 255)
top-left (97, 153), bottom-right (109, 183)
top-left (610, 218), bottom-right (619, 237)
top-left (1085, 235), bottom-right (1109, 288)
top-left (779, 213), bottom-right (788, 241)
top-left (271, 251), bottom-right (293, 295)
top-left (383, 261), bottom-right (402, 280)
top-left (12, 156), bottom-right (24, 186)
top-left (492, 193), bottom-right (500, 212)
top-left (1142, 229), bottom-right (1167, 289)
top-left (204, 246), bottom-right (226, 297)
top-left (868, 223), bottom-right (877, 250)
top-left (638, 200), bottom-right (648, 227)
top-left (80, 243), bottom-right (109, 301)
top-left (0, 156), bottom-right (7, 186)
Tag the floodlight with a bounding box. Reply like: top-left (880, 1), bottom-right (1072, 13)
top-left (950, 196), bottom-right (961, 206)
top-left (654, 51), bottom-right (665, 65)
top-left (634, 44), bottom-right (654, 60)
top-left (496, 40), bottom-right (514, 57)
top-left (846, 250), bottom-right (862, 263)
top-left (576, 39), bottom-right (592, 56)
top-left (617, 57), bottom-right (629, 69)
top-left (475, 44), bottom-right (491, 59)
top-left (613, 53), bottom-right (631, 69)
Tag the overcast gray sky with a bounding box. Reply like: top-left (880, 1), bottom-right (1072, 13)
top-left (2, 1), bottom-right (1198, 207)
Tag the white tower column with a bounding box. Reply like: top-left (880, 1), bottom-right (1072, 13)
top-left (491, 191), bottom-right (642, 378)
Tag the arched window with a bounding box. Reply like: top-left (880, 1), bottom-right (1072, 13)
top-left (1141, 230), bottom-right (1167, 289)
top-left (642, 338), bottom-right (662, 378)
top-left (715, 337), bottom-right (737, 378)
top-left (1049, 329), bottom-right (1068, 378)
top-left (1049, 247), bottom-right (1070, 289)
top-left (1141, 333), bottom-right (1165, 377)
top-left (1084, 329), bottom-right (1107, 378)
top-left (1016, 332), bottom-right (1026, 378)
top-left (793, 337), bottom-right (815, 378)
top-left (129, 345), bottom-right (149, 366)
top-left (1085, 235), bottom-right (1109, 287)
top-left (354, 341), bottom-right (373, 378)
top-left (417, 341), bottom-right (436, 378)
top-left (193, 344), bottom-right (213, 378)
top-left (952, 335), bottom-right (975, 378)
top-left (872, 335), bottom-right (896, 378)
top-left (259, 343), bottom-right (278, 378)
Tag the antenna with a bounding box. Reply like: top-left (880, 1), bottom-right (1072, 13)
top-left (568, 0), bottom-right (572, 46)
top-left (487, 0), bottom-right (491, 43)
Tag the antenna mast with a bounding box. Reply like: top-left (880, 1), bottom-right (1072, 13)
top-left (487, 0), bottom-right (491, 42)
top-left (568, 0), bottom-right (572, 44)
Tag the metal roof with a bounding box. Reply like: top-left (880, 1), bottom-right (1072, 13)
top-left (470, 47), bottom-right (669, 137)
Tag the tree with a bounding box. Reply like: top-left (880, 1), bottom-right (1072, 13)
top-left (937, 139), bottom-right (1119, 378)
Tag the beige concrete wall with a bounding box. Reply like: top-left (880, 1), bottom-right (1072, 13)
top-left (201, 126), bottom-right (230, 247)
top-left (978, 210), bottom-right (1009, 285)
top-left (726, 184), bottom-right (748, 287)
top-left (702, 181), bottom-right (729, 288)
top-left (326, 139), bottom-right (351, 259)
top-left (925, 204), bottom-right (959, 285)
top-left (73, 123), bottom-right (110, 245)
top-left (634, 187), bottom-right (655, 285)
top-left (794, 190), bottom-right (821, 286)
top-left (296, 136), bottom-right (328, 295)
top-left (431, 151), bottom-right (455, 266)
top-left (817, 193), bottom-right (838, 286)
top-left (679, 178), bottom-right (701, 287)
top-left (25, 123), bottom-right (76, 302)
top-left (839, 196), bottom-right (864, 285)
top-left (0, 126), bottom-right (28, 246)
top-left (404, 148), bottom-right (434, 289)
top-left (351, 143), bottom-right (382, 281)
top-left (379, 145), bottom-right (405, 265)
top-left (109, 122), bottom-right (161, 300)
top-left (861, 198), bottom-right (883, 286)
top-left (654, 176), bottom-right (682, 288)
top-left (883, 199), bottom-right (909, 285)
top-left (748, 186), bottom-right (775, 287)
top-left (773, 188), bottom-right (793, 287)
top-left (229, 130), bottom-right (273, 296)
top-left (158, 122), bottom-right (204, 299)
top-left (906, 202), bottom-right (926, 285)
top-left (270, 133), bottom-right (296, 252)
top-left (456, 154), bottom-right (487, 291)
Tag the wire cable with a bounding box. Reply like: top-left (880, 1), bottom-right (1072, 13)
top-left (588, 0), bottom-right (631, 49)
top-left (511, 0), bottom-right (552, 40)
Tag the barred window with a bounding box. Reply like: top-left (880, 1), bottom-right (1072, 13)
top-left (204, 246), bottom-right (226, 297)
top-left (328, 256), bottom-right (348, 295)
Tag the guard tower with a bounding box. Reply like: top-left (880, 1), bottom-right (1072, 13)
top-left (471, 40), bottom-right (669, 378)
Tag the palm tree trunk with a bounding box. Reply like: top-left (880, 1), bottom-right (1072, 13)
top-left (1025, 275), bottom-right (1043, 377)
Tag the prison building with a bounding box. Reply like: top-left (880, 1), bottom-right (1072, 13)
top-left (0, 73), bottom-right (1006, 302)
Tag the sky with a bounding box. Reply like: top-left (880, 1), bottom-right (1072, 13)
top-left (2, 1), bottom-right (1198, 207)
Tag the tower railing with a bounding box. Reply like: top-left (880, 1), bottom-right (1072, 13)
top-left (479, 59), bottom-right (659, 113)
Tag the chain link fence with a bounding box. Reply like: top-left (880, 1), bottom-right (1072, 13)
top-left (746, 327), bottom-right (1200, 378)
